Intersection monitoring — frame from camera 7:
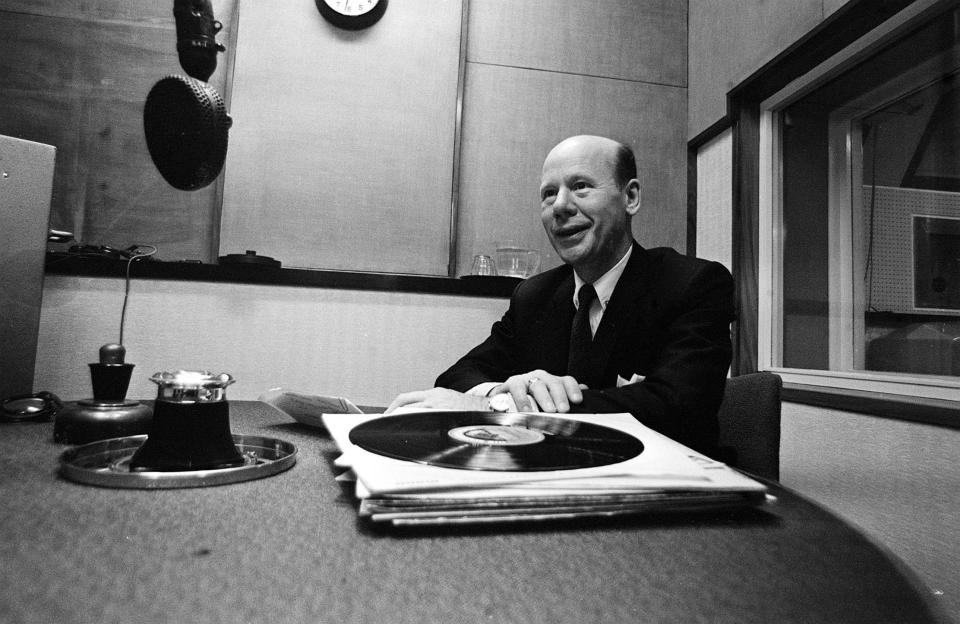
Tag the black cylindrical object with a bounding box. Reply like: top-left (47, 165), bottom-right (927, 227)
top-left (89, 363), bottom-right (134, 402)
top-left (129, 370), bottom-right (243, 471)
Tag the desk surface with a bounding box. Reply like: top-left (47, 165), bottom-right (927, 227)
top-left (0, 401), bottom-right (948, 624)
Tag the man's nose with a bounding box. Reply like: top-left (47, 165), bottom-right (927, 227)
top-left (552, 187), bottom-right (576, 217)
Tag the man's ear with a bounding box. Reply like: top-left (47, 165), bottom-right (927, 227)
top-left (624, 178), bottom-right (641, 216)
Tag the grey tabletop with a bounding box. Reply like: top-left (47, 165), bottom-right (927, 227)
top-left (0, 401), bottom-right (948, 624)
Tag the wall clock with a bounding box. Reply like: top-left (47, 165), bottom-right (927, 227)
top-left (315, 0), bottom-right (388, 30)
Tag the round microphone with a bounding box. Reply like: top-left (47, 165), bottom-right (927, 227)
top-left (143, 75), bottom-right (231, 191)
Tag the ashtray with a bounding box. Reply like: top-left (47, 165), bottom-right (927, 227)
top-left (59, 434), bottom-right (297, 489)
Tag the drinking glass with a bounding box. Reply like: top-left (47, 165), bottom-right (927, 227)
top-left (470, 254), bottom-right (497, 276)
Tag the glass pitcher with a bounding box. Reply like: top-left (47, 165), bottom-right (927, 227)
top-left (495, 244), bottom-right (541, 278)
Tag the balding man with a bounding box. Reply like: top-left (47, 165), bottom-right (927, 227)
top-left (388, 135), bottom-right (734, 455)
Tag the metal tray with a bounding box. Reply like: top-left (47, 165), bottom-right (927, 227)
top-left (59, 434), bottom-right (297, 489)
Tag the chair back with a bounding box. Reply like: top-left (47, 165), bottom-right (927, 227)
top-left (716, 372), bottom-right (782, 481)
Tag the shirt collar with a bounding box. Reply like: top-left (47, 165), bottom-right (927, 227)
top-left (573, 245), bottom-right (633, 311)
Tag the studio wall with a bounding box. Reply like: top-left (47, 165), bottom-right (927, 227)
top-left (35, 274), bottom-right (505, 406)
top-left (224, 0), bottom-right (690, 275)
top-left (1, 0), bottom-right (689, 275)
top-left (687, 0), bottom-right (846, 139)
top-left (458, 1), bottom-right (689, 271)
top-left (220, 0), bottom-right (463, 275)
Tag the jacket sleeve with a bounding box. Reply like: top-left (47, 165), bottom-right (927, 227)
top-left (435, 298), bottom-right (524, 393)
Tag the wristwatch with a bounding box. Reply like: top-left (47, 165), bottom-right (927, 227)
top-left (487, 393), bottom-right (514, 413)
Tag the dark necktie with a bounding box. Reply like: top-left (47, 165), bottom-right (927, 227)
top-left (567, 283), bottom-right (597, 383)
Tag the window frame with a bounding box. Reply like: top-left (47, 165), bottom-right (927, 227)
top-left (757, 0), bottom-right (960, 404)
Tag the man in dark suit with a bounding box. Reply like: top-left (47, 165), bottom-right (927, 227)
top-left (387, 135), bottom-right (734, 455)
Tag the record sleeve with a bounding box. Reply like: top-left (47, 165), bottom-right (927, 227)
top-left (325, 411), bottom-right (764, 497)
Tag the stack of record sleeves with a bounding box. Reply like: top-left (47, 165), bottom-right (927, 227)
top-left (322, 410), bottom-right (770, 527)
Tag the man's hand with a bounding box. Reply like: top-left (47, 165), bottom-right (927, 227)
top-left (493, 369), bottom-right (586, 413)
top-left (385, 388), bottom-right (488, 414)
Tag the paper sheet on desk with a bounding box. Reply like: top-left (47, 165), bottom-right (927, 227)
top-left (258, 388), bottom-right (363, 429)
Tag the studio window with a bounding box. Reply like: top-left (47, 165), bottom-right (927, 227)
top-left (759, 0), bottom-right (960, 401)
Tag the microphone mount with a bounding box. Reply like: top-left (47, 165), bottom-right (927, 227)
top-left (173, 0), bottom-right (225, 81)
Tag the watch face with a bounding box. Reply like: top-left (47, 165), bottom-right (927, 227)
top-left (488, 393), bottom-right (513, 413)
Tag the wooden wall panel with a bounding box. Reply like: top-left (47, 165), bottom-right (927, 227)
top-left (468, 0), bottom-right (687, 86)
top-left (457, 63), bottom-right (688, 273)
top-left (0, 0), bottom-right (174, 22)
top-left (688, 0), bottom-right (824, 139)
top-left (219, 0), bottom-right (462, 274)
top-left (0, 0), bottom-right (238, 262)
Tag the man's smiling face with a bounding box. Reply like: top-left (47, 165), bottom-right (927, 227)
top-left (539, 136), bottom-right (639, 283)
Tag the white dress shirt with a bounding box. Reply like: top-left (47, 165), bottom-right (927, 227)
top-left (572, 245), bottom-right (633, 338)
top-left (468, 245), bottom-right (634, 399)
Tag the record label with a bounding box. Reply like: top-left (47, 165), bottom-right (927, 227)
top-left (349, 411), bottom-right (644, 472)
top-left (447, 425), bottom-right (545, 446)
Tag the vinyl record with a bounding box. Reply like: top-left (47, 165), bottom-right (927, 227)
top-left (349, 412), bottom-right (644, 472)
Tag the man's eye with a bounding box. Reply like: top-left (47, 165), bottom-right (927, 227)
top-left (541, 189), bottom-right (556, 203)
top-left (572, 181), bottom-right (590, 191)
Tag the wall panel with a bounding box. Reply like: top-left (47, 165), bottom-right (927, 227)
top-left (457, 63), bottom-right (688, 273)
top-left (0, 0), bottom-right (178, 23)
top-left (824, 0), bottom-right (854, 16)
top-left (35, 275), bottom-right (505, 407)
top-left (467, 0), bottom-right (686, 86)
top-left (688, 0), bottom-right (825, 138)
top-left (695, 129), bottom-right (733, 269)
top-left (219, 0), bottom-right (462, 274)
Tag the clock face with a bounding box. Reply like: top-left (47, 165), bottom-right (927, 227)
top-left (323, 0), bottom-right (380, 17)
top-left (316, 0), bottom-right (388, 29)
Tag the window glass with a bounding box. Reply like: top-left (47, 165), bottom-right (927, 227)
top-left (779, 5), bottom-right (960, 378)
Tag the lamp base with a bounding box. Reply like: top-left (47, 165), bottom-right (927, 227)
top-left (53, 400), bottom-right (153, 445)
top-left (129, 400), bottom-right (245, 471)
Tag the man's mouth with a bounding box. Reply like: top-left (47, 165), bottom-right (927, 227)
top-left (554, 223), bottom-right (590, 241)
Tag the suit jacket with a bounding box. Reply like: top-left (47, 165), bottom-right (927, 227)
top-left (436, 243), bottom-right (735, 456)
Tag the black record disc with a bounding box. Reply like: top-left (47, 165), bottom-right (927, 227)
top-left (349, 411), bottom-right (644, 472)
